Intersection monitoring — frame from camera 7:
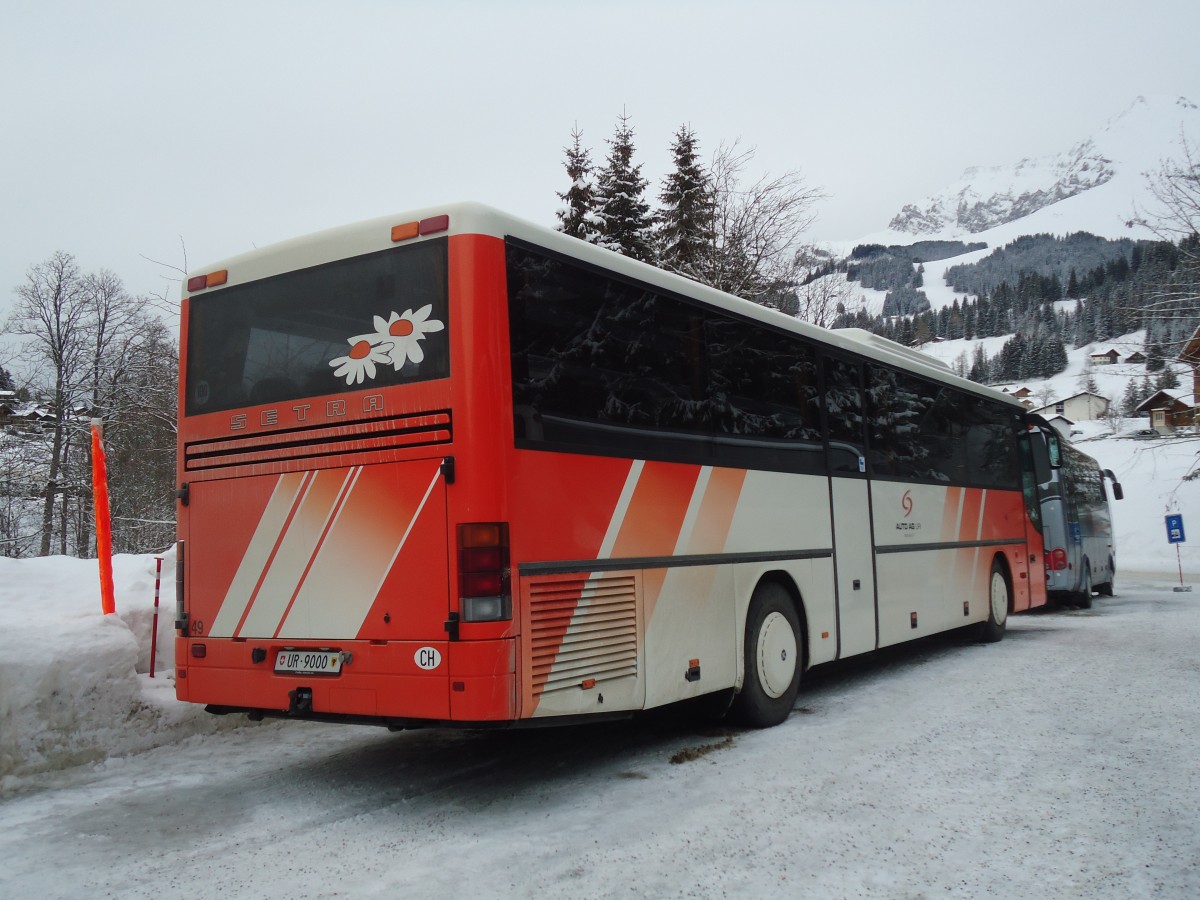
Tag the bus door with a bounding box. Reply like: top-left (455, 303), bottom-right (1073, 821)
top-left (824, 358), bottom-right (878, 657)
top-left (183, 456), bottom-right (450, 644)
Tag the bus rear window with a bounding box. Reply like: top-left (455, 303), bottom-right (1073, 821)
top-left (185, 239), bottom-right (448, 415)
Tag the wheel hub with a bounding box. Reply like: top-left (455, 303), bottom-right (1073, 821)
top-left (990, 571), bottom-right (1008, 625)
top-left (757, 611), bottom-right (798, 699)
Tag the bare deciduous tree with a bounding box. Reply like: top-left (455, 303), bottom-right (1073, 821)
top-left (1128, 133), bottom-right (1200, 351)
top-left (1101, 399), bottom-right (1126, 436)
top-left (0, 436), bottom-right (45, 558)
top-left (5, 252), bottom-right (90, 555)
top-left (1138, 132), bottom-right (1200, 247)
top-left (96, 316), bottom-right (178, 554)
top-left (4, 254), bottom-right (178, 557)
top-left (793, 265), bottom-right (865, 329)
top-left (140, 235), bottom-right (189, 322)
top-left (704, 142), bottom-right (826, 308)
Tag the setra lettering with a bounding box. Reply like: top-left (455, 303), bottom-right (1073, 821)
top-left (229, 395), bottom-right (386, 431)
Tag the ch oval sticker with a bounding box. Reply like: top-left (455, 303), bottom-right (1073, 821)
top-left (415, 647), bottom-right (442, 670)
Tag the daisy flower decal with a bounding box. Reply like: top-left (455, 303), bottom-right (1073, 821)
top-left (329, 339), bottom-right (392, 386)
top-left (368, 305), bottom-right (445, 369)
top-left (328, 306), bottom-right (445, 386)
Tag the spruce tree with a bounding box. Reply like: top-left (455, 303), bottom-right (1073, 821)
top-left (969, 344), bottom-right (989, 383)
top-left (1121, 380), bottom-right (1141, 416)
top-left (555, 126), bottom-right (602, 243)
top-left (594, 111), bottom-right (654, 263)
top-left (1156, 367), bottom-right (1181, 390)
top-left (1027, 339), bottom-right (1045, 378)
top-left (1048, 339), bottom-right (1069, 376)
top-left (1066, 268), bottom-right (1079, 298)
top-left (1139, 375), bottom-right (1154, 407)
top-left (656, 125), bottom-right (713, 279)
top-left (1145, 343), bottom-right (1166, 372)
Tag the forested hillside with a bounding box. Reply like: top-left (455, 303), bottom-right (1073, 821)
top-left (833, 231), bottom-right (1198, 388)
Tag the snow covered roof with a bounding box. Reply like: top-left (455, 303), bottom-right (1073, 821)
top-left (1135, 389), bottom-right (1188, 413)
top-left (1031, 391), bottom-right (1109, 411)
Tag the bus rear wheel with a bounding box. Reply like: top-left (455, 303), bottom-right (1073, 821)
top-left (731, 582), bottom-right (802, 728)
top-left (979, 558), bottom-right (1010, 643)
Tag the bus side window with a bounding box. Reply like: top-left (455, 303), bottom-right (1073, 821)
top-left (1029, 431), bottom-right (1053, 485)
top-left (1046, 433), bottom-right (1062, 468)
top-left (824, 357), bottom-right (866, 475)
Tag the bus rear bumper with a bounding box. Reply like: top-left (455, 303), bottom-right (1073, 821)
top-left (176, 636), bottom-right (517, 724)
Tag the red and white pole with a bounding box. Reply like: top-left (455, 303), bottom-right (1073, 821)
top-left (150, 556), bottom-right (162, 677)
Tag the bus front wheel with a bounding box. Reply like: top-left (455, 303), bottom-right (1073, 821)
top-left (1075, 564), bottom-right (1093, 609)
top-left (979, 558), bottom-right (1010, 643)
top-left (1096, 558), bottom-right (1115, 597)
top-left (731, 582), bottom-right (802, 728)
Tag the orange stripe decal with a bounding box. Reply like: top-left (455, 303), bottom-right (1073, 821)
top-left (270, 468), bottom-right (363, 639)
top-left (685, 467), bottom-right (747, 556)
top-left (210, 471), bottom-right (314, 638)
top-left (236, 468), bottom-right (359, 638)
top-left (609, 462), bottom-right (701, 561)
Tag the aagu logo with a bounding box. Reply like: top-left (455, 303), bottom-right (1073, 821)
top-left (896, 490), bottom-right (921, 534)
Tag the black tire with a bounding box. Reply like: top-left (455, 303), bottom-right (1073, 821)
top-left (731, 582), bottom-right (802, 728)
top-left (685, 688), bottom-right (736, 725)
top-left (1096, 557), bottom-right (1115, 597)
top-left (1075, 564), bottom-right (1093, 609)
top-left (979, 557), bottom-right (1010, 643)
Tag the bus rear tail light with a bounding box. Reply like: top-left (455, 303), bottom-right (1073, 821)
top-left (1049, 548), bottom-right (1068, 571)
top-left (458, 523), bottom-right (511, 622)
top-left (391, 215), bottom-right (450, 243)
top-left (186, 269), bottom-right (228, 292)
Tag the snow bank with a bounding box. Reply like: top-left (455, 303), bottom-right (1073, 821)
top-left (0, 551), bottom-right (237, 788)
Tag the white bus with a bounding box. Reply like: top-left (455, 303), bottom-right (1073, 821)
top-left (1029, 419), bottom-right (1123, 606)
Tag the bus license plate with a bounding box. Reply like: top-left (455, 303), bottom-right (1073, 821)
top-left (274, 650), bottom-right (343, 675)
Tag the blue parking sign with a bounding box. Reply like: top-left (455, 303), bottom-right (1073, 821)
top-left (1166, 514), bottom-right (1186, 544)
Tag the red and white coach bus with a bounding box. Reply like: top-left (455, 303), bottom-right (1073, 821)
top-left (175, 203), bottom-right (1048, 729)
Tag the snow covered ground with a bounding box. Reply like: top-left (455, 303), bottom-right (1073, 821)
top-left (0, 576), bottom-right (1197, 898)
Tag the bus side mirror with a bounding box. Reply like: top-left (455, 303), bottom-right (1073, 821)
top-left (1047, 433), bottom-right (1062, 468)
top-left (1103, 469), bottom-right (1123, 500)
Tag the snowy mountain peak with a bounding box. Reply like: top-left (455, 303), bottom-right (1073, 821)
top-left (887, 95), bottom-right (1198, 239)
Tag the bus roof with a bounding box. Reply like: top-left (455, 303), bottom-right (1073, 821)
top-left (186, 201), bottom-right (1023, 410)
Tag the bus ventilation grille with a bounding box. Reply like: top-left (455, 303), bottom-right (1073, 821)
top-left (184, 412), bottom-right (452, 471)
top-left (529, 573), bottom-right (638, 697)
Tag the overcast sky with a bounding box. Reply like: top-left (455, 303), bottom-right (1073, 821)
top-left (3, 0), bottom-right (1200, 320)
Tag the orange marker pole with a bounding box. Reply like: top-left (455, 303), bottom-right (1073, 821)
top-left (91, 419), bottom-right (116, 616)
top-left (150, 557), bottom-right (162, 677)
